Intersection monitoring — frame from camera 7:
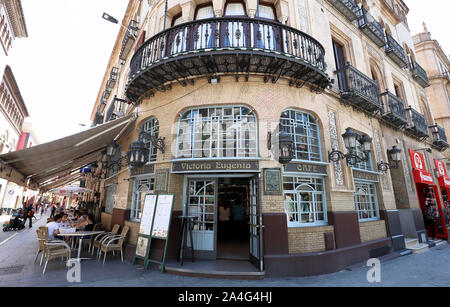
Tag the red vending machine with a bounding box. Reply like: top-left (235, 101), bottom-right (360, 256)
top-left (409, 150), bottom-right (448, 240)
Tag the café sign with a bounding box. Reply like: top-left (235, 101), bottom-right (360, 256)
top-left (130, 164), bottom-right (155, 177)
top-left (284, 162), bottom-right (328, 175)
top-left (172, 160), bottom-right (259, 173)
top-left (353, 170), bottom-right (379, 182)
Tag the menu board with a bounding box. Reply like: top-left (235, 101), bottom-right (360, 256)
top-left (139, 194), bottom-right (157, 235)
top-left (135, 236), bottom-right (149, 257)
top-left (151, 194), bottom-right (174, 238)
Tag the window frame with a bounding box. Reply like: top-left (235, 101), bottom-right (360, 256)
top-left (175, 105), bottom-right (258, 160)
top-left (130, 175), bottom-right (155, 221)
top-left (224, 0), bottom-right (247, 17)
top-left (256, 1), bottom-right (277, 21)
top-left (279, 109), bottom-right (323, 163)
top-left (283, 174), bottom-right (328, 227)
top-left (141, 117), bottom-right (159, 163)
top-left (354, 180), bottom-right (380, 222)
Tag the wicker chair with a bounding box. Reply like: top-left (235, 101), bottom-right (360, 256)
top-left (42, 240), bottom-right (71, 274)
top-left (79, 223), bottom-right (104, 253)
top-left (99, 225), bottom-right (129, 264)
top-left (91, 224), bottom-right (120, 255)
top-left (35, 227), bottom-right (66, 265)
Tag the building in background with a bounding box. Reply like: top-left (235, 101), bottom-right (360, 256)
top-left (87, 0), bottom-right (449, 277)
top-left (0, 0), bottom-right (34, 213)
top-left (16, 118), bottom-right (39, 150)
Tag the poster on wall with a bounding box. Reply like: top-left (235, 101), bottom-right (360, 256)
top-left (139, 194), bottom-right (157, 236)
top-left (151, 194), bottom-right (174, 238)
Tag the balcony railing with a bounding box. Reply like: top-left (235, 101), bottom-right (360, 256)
top-left (380, 91), bottom-right (408, 127)
top-left (385, 35), bottom-right (408, 68)
top-left (126, 17), bottom-right (331, 101)
top-left (103, 87), bottom-right (112, 100)
top-left (405, 107), bottom-right (429, 138)
top-left (357, 8), bottom-right (386, 48)
top-left (409, 61), bottom-right (430, 88)
top-left (120, 20), bottom-right (139, 61)
top-left (430, 124), bottom-right (449, 151)
top-left (335, 63), bottom-right (380, 113)
top-left (105, 97), bottom-right (126, 122)
top-left (106, 67), bottom-right (119, 89)
top-left (326, 0), bottom-right (359, 21)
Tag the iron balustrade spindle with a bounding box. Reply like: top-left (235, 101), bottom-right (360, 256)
top-left (380, 91), bottom-right (407, 126)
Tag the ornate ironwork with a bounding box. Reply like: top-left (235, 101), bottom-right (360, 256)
top-left (405, 107), bottom-right (429, 139)
top-left (326, 0), bottom-right (359, 21)
top-left (409, 61), bottom-right (430, 88)
top-left (385, 34), bottom-right (408, 68)
top-left (380, 91), bottom-right (407, 128)
top-left (430, 124), bottom-right (449, 151)
top-left (329, 148), bottom-right (370, 166)
top-left (357, 8), bottom-right (386, 48)
top-left (335, 63), bottom-right (380, 114)
top-left (126, 17), bottom-right (331, 101)
top-left (138, 129), bottom-right (166, 154)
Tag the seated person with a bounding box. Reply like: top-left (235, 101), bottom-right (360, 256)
top-left (47, 214), bottom-right (64, 240)
top-left (59, 213), bottom-right (73, 228)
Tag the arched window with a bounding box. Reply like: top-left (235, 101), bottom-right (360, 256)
top-left (354, 182), bottom-right (379, 221)
top-left (176, 106), bottom-right (257, 159)
top-left (141, 117), bottom-right (159, 162)
top-left (171, 13), bottom-right (183, 27)
top-left (279, 109), bottom-right (322, 162)
top-left (283, 177), bottom-right (327, 226)
top-left (353, 133), bottom-right (373, 171)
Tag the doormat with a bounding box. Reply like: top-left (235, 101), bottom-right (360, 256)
top-left (0, 265), bottom-right (24, 276)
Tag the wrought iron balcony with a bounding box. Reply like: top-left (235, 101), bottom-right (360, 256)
top-left (335, 63), bottom-right (380, 114)
top-left (357, 8), bottom-right (386, 48)
top-left (106, 67), bottom-right (119, 89)
top-left (380, 91), bottom-right (408, 128)
top-left (409, 61), bottom-right (430, 88)
top-left (405, 107), bottom-right (429, 139)
top-left (430, 124), bottom-right (449, 151)
top-left (385, 35), bottom-right (408, 68)
top-left (103, 87), bottom-right (112, 100)
top-left (105, 97), bottom-right (126, 122)
top-left (120, 20), bottom-right (139, 61)
top-left (125, 17), bottom-right (331, 102)
top-left (326, 0), bottom-right (359, 21)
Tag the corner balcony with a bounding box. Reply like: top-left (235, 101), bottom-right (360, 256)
top-left (380, 91), bottom-right (408, 128)
top-left (357, 8), bottom-right (386, 48)
top-left (385, 35), bottom-right (408, 68)
top-left (430, 124), bottom-right (449, 151)
top-left (405, 107), bottom-right (429, 139)
top-left (326, 0), bottom-right (359, 21)
top-left (125, 17), bottom-right (331, 102)
top-left (409, 61), bottom-right (430, 88)
top-left (335, 63), bottom-right (381, 114)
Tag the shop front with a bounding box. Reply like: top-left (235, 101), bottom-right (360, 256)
top-left (173, 159), bottom-right (263, 271)
top-left (435, 159), bottom-right (450, 230)
top-left (409, 150), bottom-right (448, 240)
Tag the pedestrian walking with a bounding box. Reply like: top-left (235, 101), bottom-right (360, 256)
top-left (50, 203), bottom-right (56, 219)
top-left (22, 201), bottom-right (34, 228)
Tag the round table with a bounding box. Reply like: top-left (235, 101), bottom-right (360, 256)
top-left (58, 231), bottom-right (105, 259)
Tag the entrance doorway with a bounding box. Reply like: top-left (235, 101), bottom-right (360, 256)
top-left (184, 174), bottom-right (263, 270)
top-left (217, 177), bottom-right (250, 260)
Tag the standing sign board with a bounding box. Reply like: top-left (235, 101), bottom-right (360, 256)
top-left (133, 194), bottom-right (175, 272)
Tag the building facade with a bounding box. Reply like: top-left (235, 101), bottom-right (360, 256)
top-left (89, 0), bottom-right (449, 277)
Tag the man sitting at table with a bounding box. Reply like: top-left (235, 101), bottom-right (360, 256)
top-left (60, 213), bottom-right (73, 228)
top-left (47, 214), bottom-right (64, 240)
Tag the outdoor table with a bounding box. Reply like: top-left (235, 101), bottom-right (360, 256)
top-left (58, 230), bottom-right (104, 259)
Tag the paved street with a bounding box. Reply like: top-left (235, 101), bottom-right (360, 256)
top-left (1, 213), bottom-right (450, 287)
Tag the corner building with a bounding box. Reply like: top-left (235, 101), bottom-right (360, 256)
top-left (90, 0), bottom-right (449, 277)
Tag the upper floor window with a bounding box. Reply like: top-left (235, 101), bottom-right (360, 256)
top-left (141, 117), bottom-right (159, 162)
top-left (353, 135), bottom-right (373, 172)
top-left (280, 109), bottom-right (322, 162)
top-left (224, 2), bottom-right (246, 16)
top-left (176, 106), bottom-right (257, 159)
top-left (195, 4), bottom-right (214, 20)
top-left (258, 4), bottom-right (276, 20)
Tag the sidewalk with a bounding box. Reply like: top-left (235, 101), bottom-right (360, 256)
top-left (0, 215), bottom-right (449, 287)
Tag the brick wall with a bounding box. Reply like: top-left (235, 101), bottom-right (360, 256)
top-left (288, 225), bottom-right (335, 254)
top-left (359, 220), bottom-right (387, 243)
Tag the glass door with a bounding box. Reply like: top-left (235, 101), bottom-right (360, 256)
top-left (186, 179), bottom-right (217, 259)
top-left (249, 175), bottom-right (263, 271)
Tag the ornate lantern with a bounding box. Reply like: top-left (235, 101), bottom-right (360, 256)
top-left (126, 139), bottom-right (149, 169)
top-left (278, 131), bottom-right (294, 166)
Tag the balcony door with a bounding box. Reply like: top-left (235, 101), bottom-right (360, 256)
top-left (333, 40), bottom-right (347, 91)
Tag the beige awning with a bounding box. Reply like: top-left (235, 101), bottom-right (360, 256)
top-left (0, 114), bottom-right (136, 190)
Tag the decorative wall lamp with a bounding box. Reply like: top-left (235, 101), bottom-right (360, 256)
top-left (138, 129), bottom-right (166, 154)
top-left (126, 139), bottom-right (149, 169)
top-left (328, 128), bottom-right (372, 166)
top-left (267, 129), bottom-right (294, 166)
top-left (377, 146), bottom-right (402, 173)
top-left (105, 141), bottom-right (129, 172)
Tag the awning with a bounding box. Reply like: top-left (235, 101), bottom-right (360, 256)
top-left (38, 173), bottom-right (83, 192)
top-left (0, 114), bottom-right (136, 190)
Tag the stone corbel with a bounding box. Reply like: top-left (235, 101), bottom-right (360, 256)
top-left (214, 9), bottom-right (223, 18)
top-left (275, 0), bottom-right (289, 24)
top-left (213, 0), bottom-right (224, 17)
top-left (181, 0), bottom-right (195, 22)
top-left (246, 0), bottom-right (257, 18)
